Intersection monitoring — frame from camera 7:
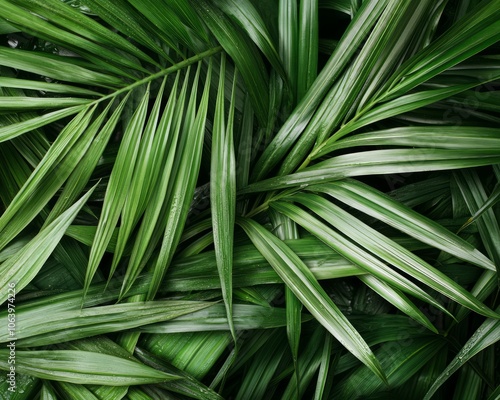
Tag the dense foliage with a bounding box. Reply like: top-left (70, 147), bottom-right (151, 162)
top-left (0, 0), bottom-right (499, 398)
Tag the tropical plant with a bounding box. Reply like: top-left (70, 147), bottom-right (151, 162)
top-left (0, 0), bottom-right (499, 398)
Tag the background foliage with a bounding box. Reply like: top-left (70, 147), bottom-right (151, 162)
top-left (0, 0), bottom-right (499, 398)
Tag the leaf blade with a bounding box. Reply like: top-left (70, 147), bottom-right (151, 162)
top-left (237, 217), bottom-right (386, 382)
top-left (211, 54), bottom-right (237, 341)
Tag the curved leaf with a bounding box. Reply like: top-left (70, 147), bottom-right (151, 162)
top-left (211, 54), bottom-right (237, 340)
top-left (0, 349), bottom-right (178, 385)
top-left (0, 187), bottom-right (94, 304)
top-left (424, 311), bottom-right (500, 400)
top-left (237, 217), bottom-right (386, 382)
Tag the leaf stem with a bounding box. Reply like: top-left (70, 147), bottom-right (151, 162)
top-left (95, 46), bottom-right (223, 105)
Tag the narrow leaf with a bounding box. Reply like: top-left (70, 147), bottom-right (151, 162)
top-left (424, 310), bottom-right (500, 400)
top-left (190, 0), bottom-right (270, 125)
top-left (297, 0), bottom-right (318, 99)
top-left (237, 217), bottom-right (386, 382)
top-left (85, 87), bottom-right (150, 295)
top-left (251, 0), bottom-right (389, 181)
top-left (148, 61), bottom-right (212, 299)
top-left (242, 148), bottom-right (500, 194)
top-left (289, 192), bottom-right (497, 319)
top-left (0, 47), bottom-right (123, 87)
top-left (211, 54), bottom-right (237, 341)
top-left (1, 300), bottom-right (213, 347)
top-left (316, 179), bottom-right (496, 271)
top-left (0, 187), bottom-right (94, 304)
top-left (120, 72), bottom-right (184, 298)
top-left (271, 200), bottom-right (453, 319)
top-left (0, 349), bottom-right (177, 385)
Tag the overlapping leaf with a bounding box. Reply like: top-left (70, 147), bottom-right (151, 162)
top-left (0, 349), bottom-right (177, 385)
top-left (0, 188), bottom-right (94, 304)
top-left (237, 217), bottom-right (386, 382)
top-left (211, 54), bottom-right (237, 341)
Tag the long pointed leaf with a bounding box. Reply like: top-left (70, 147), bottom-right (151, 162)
top-left (85, 87), bottom-right (150, 295)
top-left (271, 200), bottom-right (453, 319)
top-left (424, 309), bottom-right (500, 400)
top-left (211, 54), bottom-right (237, 341)
top-left (237, 217), bottom-right (386, 382)
top-left (148, 60), bottom-right (212, 299)
top-left (1, 300), bottom-right (213, 347)
top-left (316, 179), bottom-right (496, 271)
top-left (120, 72), bottom-right (184, 298)
top-left (0, 349), bottom-right (178, 385)
top-left (251, 0), bottom-right (389, 180)
top-left (0, 187), bottom-right (94, 304)
top-left (289, 192), bottom-right (497, 319)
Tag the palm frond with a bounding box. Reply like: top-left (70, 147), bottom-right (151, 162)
top-left (0, 0), bottom-right (498, 398)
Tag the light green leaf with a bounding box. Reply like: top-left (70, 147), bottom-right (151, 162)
top-left (44, 96), bottom-right (129, 227)
top-left (0, 47), bottom-right (123, 87)
top-left (271, 200), bottom-right (453, 320)
top-left (241, 149), bottom-right (500, 194)
top-left (141, 331), bottom-right (231, 381)
top-left (0, 349), bottom-right (177, 385)
top-left (278, 0), bottom-right (298, 103)
top-left (139, 303), bottom-right (299, 333)
top-left (237, 217), bottom-right (386, 382)
top-left (148, 60), bottom-right (212, 299)
top-left (0, 105), bottom-right (86, 143)
top-left (0, 107), bottom-right (95, 251)
top-left (316, 179), bottom-right (496, 271)
top-left (120, 72), bottom-right (184, 298)
top-left (251, 0), bottom-right (389, 181)
top-left (314, 82), bottom-right (500, 157)
top-left (381, 0), bottom-right (500, 100)
top-left (286, 192), bottom-right (497, 319)
top-left (297, 0), bottom-right (318, 100)
top-left (0, 96), bottom-right (91, 111)
top-left (133, 347), bottom-right (224, 400)
top-left (323, 126), bottom-right (500, 153)
top-left (85, 87), bottom-right (150, 295)
top-left (211, 54), bottom-right (237, 341)
top-left (0, 300), bottom-right (213, 347)
top-left (110, 79), bottom-right (166, 277)
top-left (309, 0), bottom-right (425, 147)
top-left (0, 187), bottom-right (94, 304)
top-left (0, 77), bottom-right (101, 96)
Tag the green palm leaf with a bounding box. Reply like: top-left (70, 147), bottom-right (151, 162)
top-left (84, 88), bottom-right (149, 295)
top-left (424, 308), bottom-right (500, 400)
top-left (0, 349), bottom-right (178, 385)
top-left (279, 192), bottom-right (497, 319)
top-left (211, 54), bottom-right (237, 341)
top-left (237, 217), bottom-right (386, 382)
top-left (0, 0), bottom-right (499, 397)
